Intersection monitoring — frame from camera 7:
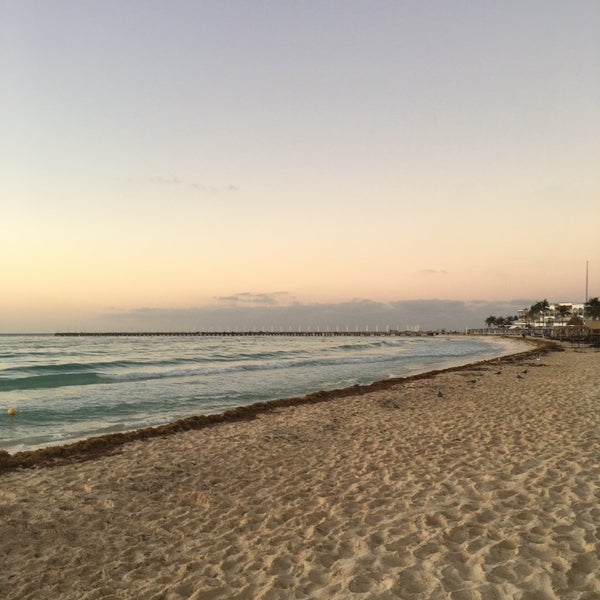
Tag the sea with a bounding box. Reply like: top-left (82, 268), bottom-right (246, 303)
top-left (0, 334), bottom-right (525, 453)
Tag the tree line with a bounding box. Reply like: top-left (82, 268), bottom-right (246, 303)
top-left (484, 315), bottom-right (518, 328)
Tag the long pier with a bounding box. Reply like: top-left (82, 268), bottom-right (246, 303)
top-left (55, 330), bottom-right (435, 338)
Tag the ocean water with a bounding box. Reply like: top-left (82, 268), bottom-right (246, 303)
top-left (0, 334), bottom-right (524, 452)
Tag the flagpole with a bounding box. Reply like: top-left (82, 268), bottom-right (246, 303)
top-left (583, 260), bottom-right (589, 320)
top-left (585, 260), bottom-right (589, 303)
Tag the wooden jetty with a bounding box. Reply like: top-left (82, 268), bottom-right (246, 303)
top-left (55, 330), bottom-right (435, 338)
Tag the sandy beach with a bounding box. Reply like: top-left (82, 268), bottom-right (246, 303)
top-left (1, 342), bottom-right (598, 599)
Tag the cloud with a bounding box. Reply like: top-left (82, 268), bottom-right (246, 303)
top-left (151, 175), bottom-right (181, 186)
top-left (216, 292), bottom-right (291, 306)
top-left (148, 176), bottom-right (238, 195)
top-left (93, 298), bottom-right (534, 332)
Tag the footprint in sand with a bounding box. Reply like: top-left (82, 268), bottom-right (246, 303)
top-left (485, 539), bottom-right (519, 565)
top-left (487, 563), bottom-right (519, 584)
top-left (348, 573), bottom-right (374, 593)
top-left (413, 542), bottom-right (443, 560)
top-left (566, 553), bottom-right (600, 588)
top-left (443, 525), bottom-right (473, 545)
top-left (392, 566), bottom-right (432, 595)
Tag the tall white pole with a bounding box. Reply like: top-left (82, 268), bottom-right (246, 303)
top-left (585, 260), bottom-right (589, 302)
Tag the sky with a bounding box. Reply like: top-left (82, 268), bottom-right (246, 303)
top-left (1, 1), bottom-right (599, 332)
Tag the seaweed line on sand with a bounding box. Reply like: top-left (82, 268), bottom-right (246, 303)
top-left (0, 338), bottom-right (558, 474)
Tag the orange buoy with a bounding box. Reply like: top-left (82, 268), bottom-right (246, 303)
top-left (7, 407), bottom-right (16, 415)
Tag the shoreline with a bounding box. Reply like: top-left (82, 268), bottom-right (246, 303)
top-left (0, 336), bottom-right (549, 473)
top-left (1, 339), bottom-right (598, 599)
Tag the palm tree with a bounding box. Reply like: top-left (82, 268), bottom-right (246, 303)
top-left (528, 303), bottom-right (540, 325)
top-left (556, 305), bottom-right (571, 325)
top-left (584, 297), bottom-right (600, 320)
top-left (485, 315), bottom-right (497, 328)
top-left (529, 299), bottom-right (550, 326)
top-left (539, 299), bottom-right (550, 325)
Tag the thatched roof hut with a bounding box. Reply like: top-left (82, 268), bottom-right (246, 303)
top-left (554, 315), bottom-right (590, 341)
top-left (566, 315), bottom-right (585, 326)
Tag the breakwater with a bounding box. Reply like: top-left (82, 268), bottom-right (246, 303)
top-left (55, 330), bottom-right (436, 337)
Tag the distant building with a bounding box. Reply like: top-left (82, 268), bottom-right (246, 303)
top-left (515, 302), bottom-right (585, 328)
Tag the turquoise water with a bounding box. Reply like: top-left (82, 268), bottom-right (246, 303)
top-left (0, 334), bottom-right (524, 452)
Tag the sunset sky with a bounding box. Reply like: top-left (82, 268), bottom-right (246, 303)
top-left (2, 1), bottom-right (599, 332)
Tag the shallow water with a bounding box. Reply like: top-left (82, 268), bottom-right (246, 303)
top-left (0, 334), bottom-right (524, 451)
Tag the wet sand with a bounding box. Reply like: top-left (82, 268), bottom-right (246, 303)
top-left (1, 343), bottom-right (599, 599)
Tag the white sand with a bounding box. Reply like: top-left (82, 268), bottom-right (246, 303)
top-left (1, 345), bottom-right (599, 599)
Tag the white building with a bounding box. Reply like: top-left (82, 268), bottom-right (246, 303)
top-left (515, 302), bottom-right (585, 328)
